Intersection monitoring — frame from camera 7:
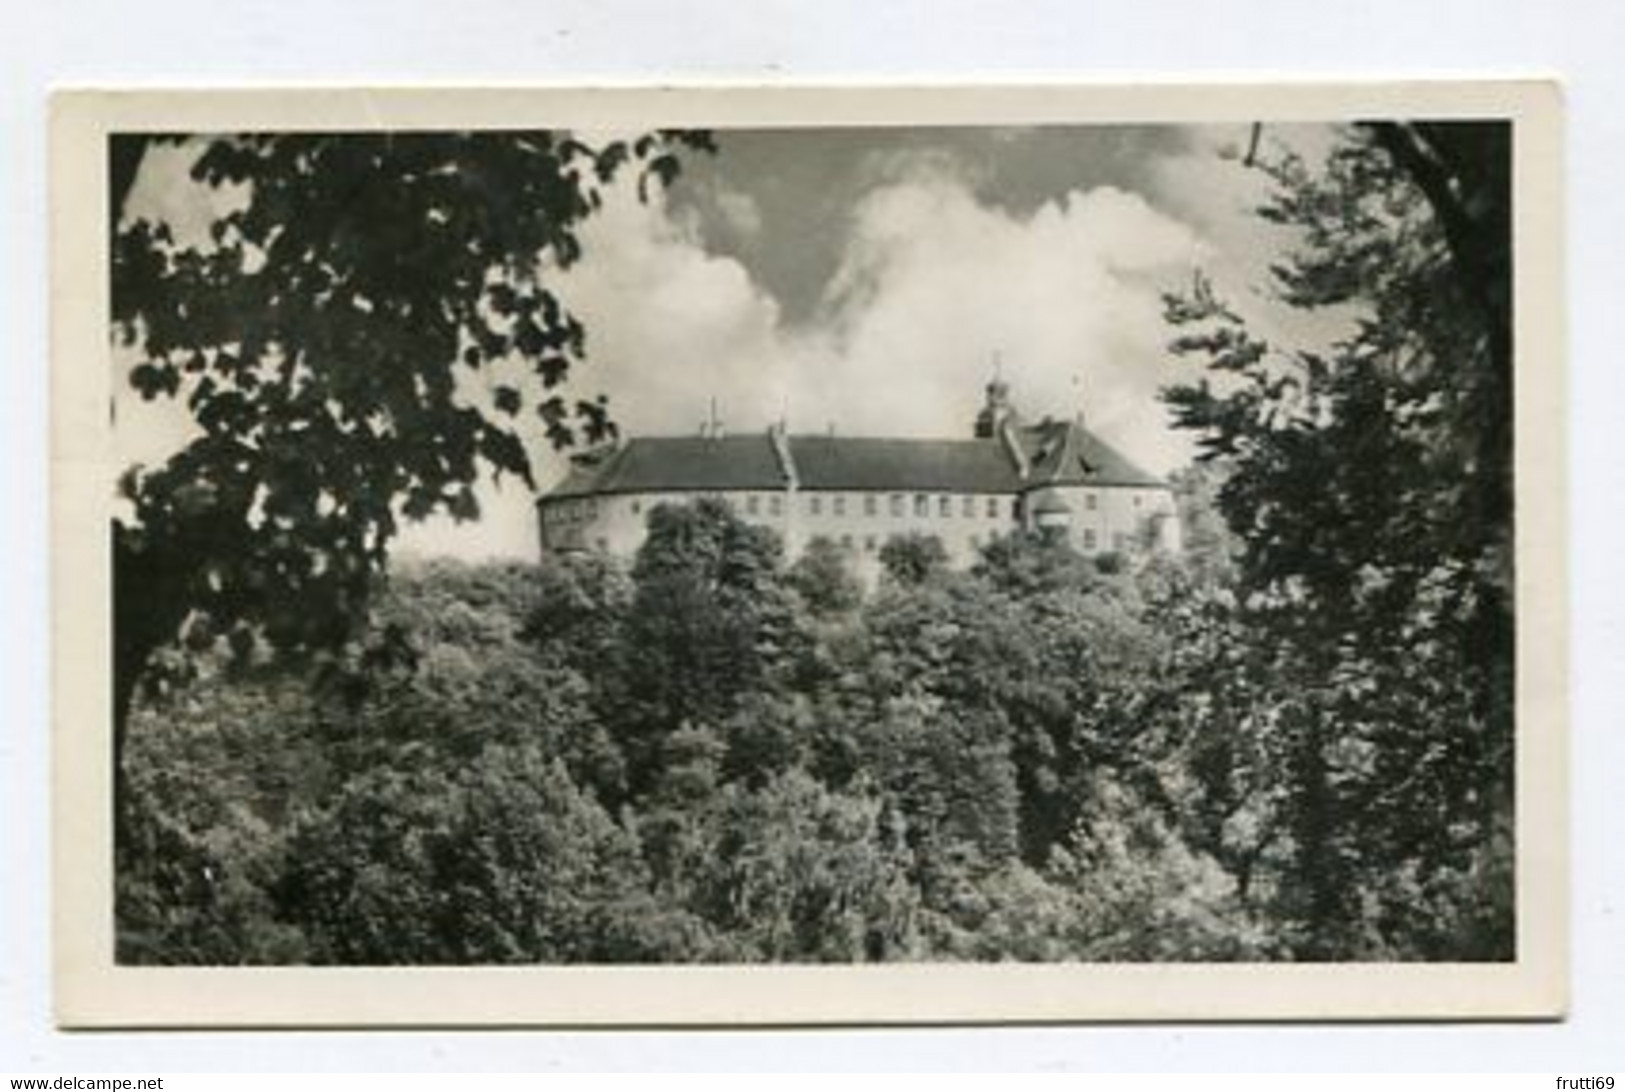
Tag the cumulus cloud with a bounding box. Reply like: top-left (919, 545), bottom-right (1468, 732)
top-left (798, 169), bottom-right (1205, 455)
top-left (713, 188), bottom-right (763, 239)
top-left (401, 152), bottom-right (1216, 559)
top-left (555, 158), bottom-right (1208, 461)
top-left (401, 177), bottom-right (790, 559)
top-left (1147, 124), bottom-right (1364, 355)
top-left (553, 179), bottom-right (790, 439)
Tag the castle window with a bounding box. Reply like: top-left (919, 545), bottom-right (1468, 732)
top-left (987, 497), bottom-right (1000, 519)
top-left (864, 494), bottom-right (877, 517)
top-left (1085, 492), bottom-right (1098, 511)
top-left (1134, 494), bottom-right (1143, 508)
top-left (808, 494), bottom-right (822, 516)
top-left (834, 494), bottom-right (847, 517)
top-left (1113, 532), bottom-right (1128, 552)
top-left (939, 495), bottom-right (952, 518)
top-left (631, 500), bottom-right (642, 515)
top-left (963, 495), bottom-right (976, 518)
top-left (746, 494), bottom-right (761, 516)
top-left (914, 494), bottom-right (928, 517)
top-left (890, 494), bottom-right (904, 518)
top-left (769, 494), bottom-right (783, 517)
top-left (864, 535), bottom-right (877, 552)
top-left (840, 533), bottom-right (853, 549)
top-left (1083, 529), bottom-right (1097, 550)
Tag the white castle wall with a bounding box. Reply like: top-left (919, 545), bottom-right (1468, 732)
top-left (1044, 484), bottom-right (1182, 556)
top-left (540, 481), bottom-right (1179, 569)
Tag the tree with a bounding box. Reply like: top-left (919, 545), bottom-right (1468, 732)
top-left (877, 532), bottom-right (949, 587)
top-left (1160, 122), bottom-right (1514, 958)
top-left (787, 535), bottom-right (864, 616)
top-left (109, 130), bottom-right (712, 840)
top-left (278, 744), bottom-right (657, 964)
top-left (696, 771), bottom-right (920, 962)
top-left (116, 664), bottom-right (320, 964)
top-left (614, 499), bottom-right (804, 791)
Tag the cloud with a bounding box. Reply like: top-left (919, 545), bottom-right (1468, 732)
top-left (1147, 124), bottom-right (1364, 355)
top-left (400, 155), bottom-right (1214, 560)
top-left (400, 177), bottom-right (789, 560)
top-left (555, 179), bottom-right (789, 438)
top-left (791, 170), bottom-right (1206, 461)
top-left (713, 188), bottom-right (763, 239)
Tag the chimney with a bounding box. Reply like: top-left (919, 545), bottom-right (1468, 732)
top-left (701, 396), bottom-right (725, 440)
top-left (768, 419), bottom-right (798, 488)
top-left (999, 417), bottom-right (1029, 480)
top-left (976, 379), bottom-right (1012, 439)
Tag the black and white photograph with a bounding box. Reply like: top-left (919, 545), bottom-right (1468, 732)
top-left (51, 84), bottom-right (1565, 1023)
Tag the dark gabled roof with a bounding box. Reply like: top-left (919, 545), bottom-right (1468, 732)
top-left (790, 435), bottom-right (1020, 493)
top-left (541, 420), bottom-right (1169, 501)
top-left (545, 434), bottom-right (787, 498)
top-left (1018, 418), bottom-right (1167, 489)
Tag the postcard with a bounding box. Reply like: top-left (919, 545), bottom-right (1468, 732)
top-left (51, 81), bottom-right (1566, 1025)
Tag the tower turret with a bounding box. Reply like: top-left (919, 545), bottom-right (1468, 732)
top-left (975, 375), bottom-right (1014, 439)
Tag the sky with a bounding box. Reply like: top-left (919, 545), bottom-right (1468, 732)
top-left (118, 123), bottom-right (1354, 561)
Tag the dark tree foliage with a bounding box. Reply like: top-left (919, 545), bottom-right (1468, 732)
top-left (787, 535), bottom-right (864, 617)
top-left (279, 745), bottom-right (657, 964)
top-left (612, 499), bottom-right (806, 792)
top-left (1159, 122), bottom-right (1514, 959)
top-left (120, 507), bottom-right (1262, 965)
top-left (877, 531), bottom-right (950, 587)
top-left (110, 129), bottom-right (713, 844)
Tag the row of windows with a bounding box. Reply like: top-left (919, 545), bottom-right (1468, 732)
top-left (743, 493), bottom-right (785, 518)
top-left (569, 528), bottom-right (1129, 558)
top-left (563, 490), bottom-right (1149, 524)
top-left (550, 498), bottom-right (598, 524)
top-left (1078, 529), bottom-right (1132, 552)
top-left (616, 491), bottom-right (1012, 520)
top-left (707, 491), bottom-right (1011, 521)
top-left (825, 531), bottom-right (993, 555)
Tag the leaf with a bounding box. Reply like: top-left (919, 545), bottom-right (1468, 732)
top-left (130, 362), bottom-right (165, 399)
top-left (447, 486), bottom-right (480, 523)
top-left (492, 385), bottom-right (522, 416)
top-left (536, 355), bottom-right (569, 388)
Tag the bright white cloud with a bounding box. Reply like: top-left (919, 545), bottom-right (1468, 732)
top-left (800, 174), bottom-right (1206, 458)
top-left (401, 157), bottom-right (1219, 560)
top-left (400, 177), bottom-right (789, 560)
top-left (1148, 124), bottom-right (1365, 355)
top-left (713, 188), bottom-right (763, 239)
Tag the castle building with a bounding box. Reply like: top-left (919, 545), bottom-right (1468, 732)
top-left (537, 380), bottom-right (1181, 571)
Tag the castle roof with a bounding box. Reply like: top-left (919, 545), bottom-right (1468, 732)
top-left (791, 435), bottom-right (1019, 493)
top-left (549, 433), bottom-right (785, 498)
top-left (544, 421), bottom-right (1167, 500)
top-left (1017, 419), bottom-right (1168, 489)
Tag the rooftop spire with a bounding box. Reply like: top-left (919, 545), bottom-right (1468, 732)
top-left (976, 357), bottom-right (1016, 439)
top-left (700, 396), bottom-right (726, 439)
